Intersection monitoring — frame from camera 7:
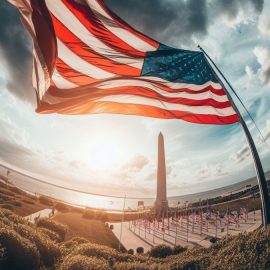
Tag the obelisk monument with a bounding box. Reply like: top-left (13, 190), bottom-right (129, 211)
top-left (155, 132), bottom-right (168, 218)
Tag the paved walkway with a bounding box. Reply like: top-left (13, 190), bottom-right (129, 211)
top-left (110, 222), bottom-right (152, 253)
top-left (111, 210), bottom-right (262, 251)
top-left (25, 208), bottom-right (57, 223)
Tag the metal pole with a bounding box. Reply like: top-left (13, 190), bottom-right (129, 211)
top-left (175, 221), bottom-right (178, 247)
top-left (119, 195), bottom-right (126, 251)
top-left (198, 45), bottom-right (270, 227)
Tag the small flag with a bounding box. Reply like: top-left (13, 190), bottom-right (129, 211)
top-left (9, 0), bottom-right (239, 125)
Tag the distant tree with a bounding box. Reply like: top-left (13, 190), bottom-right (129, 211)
top-left (136, 247), bottom-right (144, 254)
top-left (128, 249), bottom-right (134, 255)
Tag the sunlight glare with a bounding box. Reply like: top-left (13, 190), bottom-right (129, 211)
top-left (88, 142), bottom-right (117, 170)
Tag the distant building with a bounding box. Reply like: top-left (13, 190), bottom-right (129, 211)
top-left (155, 132), bottom-right (168, 218)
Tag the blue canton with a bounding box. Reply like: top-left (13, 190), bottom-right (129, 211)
top-left (141, 44), bottom-right (218, 84)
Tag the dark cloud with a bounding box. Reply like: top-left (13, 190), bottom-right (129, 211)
top-left (250, 0), bottom-right (264, 13)
top-left (104, 0), bottom-right (208, 46)
top-left (186, 0), bottom-right (208, 35)
top-left (212, 0), bottom-right (264, 21)
top-left (0, 1), bottom-right (34, 103)
top-left (264, 66), bottom-right (270, 84)
top-left (105, 0), bottom-right (264, 47)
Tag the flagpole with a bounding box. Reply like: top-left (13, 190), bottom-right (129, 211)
top-left (198, 45), bottom-right (270, 227)
top-left (119, 195), bottom-right (126, 251)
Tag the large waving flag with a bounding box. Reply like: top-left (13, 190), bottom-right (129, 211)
top-left (9, 0), bottom-right (239, 124)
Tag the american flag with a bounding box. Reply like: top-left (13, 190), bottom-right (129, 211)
top-left (9, 0), bottom-right (239, 125)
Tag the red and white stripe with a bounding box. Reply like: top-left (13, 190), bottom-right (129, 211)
top-left (9, 0), bottom-right (239, 124)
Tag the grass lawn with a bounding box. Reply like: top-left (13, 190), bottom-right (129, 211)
top-left (53, 212), bottom-right (120, 249)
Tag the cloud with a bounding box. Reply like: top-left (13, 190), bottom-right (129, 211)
top-left (69, 160), bottom-right (87, 170)
top-left (245, 65), bottom-right (255, 80)
top-left (112, 154), bottom-right (150, 182)
top-left (105, 0), bottom-right (208, 46)
top-left (145, 172), bottom-right (156, 182)
top-left (260, 120), bottom-right (270, 141)
top-left (230, 145), bottom-right (250, 163)
top-left (258, 1), bottom-right (270, 39)
top-left (212, 0), bottom-right (264, 27)
top-left (0, 113), bottom-right (35, 165)
top-left (258, 14), bottom-right (270, 38)
top-left (105, 0), bottom-right (264, 47)
top-left (0, 138), bottom-right (32, 159)
top-left (193, 162), bottom-right (229, 182)
top-left (253, 46), bottom-right (270, 85)
top-left (122, 154), bottom-right (149, 172)
top-left (0, 1), bottom-right (34, 103)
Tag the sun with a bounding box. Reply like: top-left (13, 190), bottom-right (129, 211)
top-left (88, 143), bottom-right (117, 170)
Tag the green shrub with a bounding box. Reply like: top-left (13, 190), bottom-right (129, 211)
top-left (0, 204), bottom-right (14, 211)
top-left (13, 201), bottom-right (22, 207)
top-left (115, 262), bottom-right (162, 270)
top-left (8, 186), bottom-right (25, 195)
top-left (13, 223), bottom-right (62, 267)
top-left (95, 211), bottom-right (108, 221)
top-left (149, 244), bottom-right (173, 258)
top-left (58, 255), bottom-right (110, 270)
top-left (136, 247), bottom-right (144, 254)
top-left (173, 245), bottom-right (187, 255)
top-left (0, 189), bottom-right (15, 197)
top-left (39, 195), bottom-right (53, 206)
top-left (0, 228), bottom-right (40, 270)
top-left (209, 237), bottom-right (218, 244)
top-left (55, 202), bottom-right (70, 212)
top-left (70, 237), bottom-right (90, 244)
top-left (68, 242), bottom-right (138, 263)
top-left (4, 211), bottom-right (28, 225)
top-left (21, 199), bottom-right (35, 205)
top-left (83, 209), bottom-right (108, 221)
top-left (37, 227), bottom-right (62, 243)
top-left (82, 209), bottom-right (96, 220)
top-left (128, 249), bottom-right (134, 255)
top-left (36, 218), bottom-right (67, 241)
top-left (168, 256), bottom-right (211, 270)
top-left (62, 237), bottom-right (90, 251)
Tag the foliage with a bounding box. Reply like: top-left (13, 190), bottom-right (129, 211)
top-left (37, 227), bottom-right (62, 243)
top-left (149, 244), bottom-right (173, 258)
top-left (83, 209), bottom-right (108, 221)
top-left (62, 237), bottom-right (90, 250)
top-left (114, 261), bottom-right (161, 270)
top-left (36, 218), bottom-right (67, 241)
top-left (0, 204), bottom-right (14, 210)
top-left (173, 245), bottom-right (187, 255)
top-left (22, 198), bottom-right (35, 205)
top-left (0, 228), bottom-right (40, 270)
top-left (39, 196), bottom-right (54, 206)
top-left (82, 209), bottom-right (96, 220)
top-left (57, 255), bottom-right (110, 270)
top-left (128, 249), bottom-right (134, 255)
top-left (136, 246), bottom-right (144, 254)
top-left (0, 188), bottom-right (15, 197)
top-left (55, 202), bottom-right (70, 212)
top-left (12, 223), bottom-right (62, 267)
top-left (1, 206), bottom-right (270, 270)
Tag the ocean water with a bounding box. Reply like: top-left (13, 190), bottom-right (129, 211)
top-left (0, 165), bottom-right (267, 211)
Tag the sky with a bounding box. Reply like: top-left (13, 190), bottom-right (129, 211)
top-left (0, 0), bottom-right (270, 198)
